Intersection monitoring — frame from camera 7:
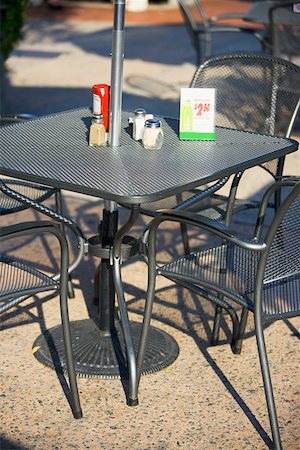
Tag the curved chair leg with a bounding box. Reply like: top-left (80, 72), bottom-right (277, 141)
top-left (59, 235), bottom-right (82, 419)
top-left (195, 38), bottom-right (202, 65)
top-left (137, 216), bottom-right (159, 386)
top-left (255, 317), bottom-right (282, 450)
top-left (55, 190), bottom-right (75, 299)
top-left (203, 31), bottom-right (212, 61)
top-left (112, 205), bottom-right (140, 406)
top-left (180, 222), bottom-right (190, 255)
top-left (232, 307), bottom-right (249, 355)
top-left (211, 305), bottom-right (222, 345)
top-left (137, 260), bottom-right (157, 386)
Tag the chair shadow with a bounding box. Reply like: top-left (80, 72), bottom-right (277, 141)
top-left (0, 436), bottom-right (28, 450)
top-left (124, 279), bottom-right (273, 448)
top-left (1, 185), bottom-right (296, 448)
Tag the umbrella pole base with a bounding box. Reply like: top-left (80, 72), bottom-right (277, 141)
top-left (33, 319), bottom-right (179, 379)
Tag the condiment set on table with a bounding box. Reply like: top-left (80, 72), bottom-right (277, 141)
top-left (89, 83), bottom-right (164, 150)
top-left (89, 83), bottom-right (216, 148)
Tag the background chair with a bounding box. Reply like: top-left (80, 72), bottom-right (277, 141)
top-left (177, 0), bottom-right (266, 64)
top-left (269, 1), bottom-right (300, 63)
top-left (139, 54), bottom-right (300, 252)
top-left (137, 54), bottom-right (299, 358)
top-left (138, 178), bottom-right (300, 450)
top-left (0, 114), bottom-right (78, 297)
top-left (0, 116), bottom-right (62, 217)
top-left (189, 54), bottom-right (300, 224)
top-left (0, 179), bottom-right (86, 312)
top-left (0, 220), bottom-right (82, 419)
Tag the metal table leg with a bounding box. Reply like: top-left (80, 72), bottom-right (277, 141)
top-left (33, 204), bottom-right (179, 404)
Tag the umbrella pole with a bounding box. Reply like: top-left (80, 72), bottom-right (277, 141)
top-left (101, 0), bottom-right (125, 329)
top-left (102, 0), bottom-right (126, 310)
top-left (107, 1), bottom-right (139, 403)
top-left (109, 0), bottom-right (125, 148)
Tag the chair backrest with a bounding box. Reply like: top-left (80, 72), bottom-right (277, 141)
top-left (260, 180), bottom-right (300, 317)
top-left (269, 2), bottom-right (300, 63)
top-left (191, 53), bottom-right (300, 177)
top-left (177, 0), bottom-right (209, 63)
top-left (178, 0), bottom-right (208, 31)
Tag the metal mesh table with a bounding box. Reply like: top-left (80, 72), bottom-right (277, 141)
top-left (1, 108), bottom-right (298, 404)
top-left (1, 108), bottom-right (296, 204)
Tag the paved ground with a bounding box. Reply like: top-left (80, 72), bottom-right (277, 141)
top-left (1, 1), bottom-right (299, 449)
top-left (2, 0), bottom-right (262, 118)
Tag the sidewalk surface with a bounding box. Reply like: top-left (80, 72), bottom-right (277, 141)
top-left (3, 0), bottom-right (263, 118)
top-left (1, 1), bottom-right (299, 449)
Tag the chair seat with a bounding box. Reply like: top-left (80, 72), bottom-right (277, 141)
top-left (0, 180), bottom-right (58, 215)
top-left (0, 255), bottom-right (58, 304)
top-left (158, 244), bottom-right (300, 319)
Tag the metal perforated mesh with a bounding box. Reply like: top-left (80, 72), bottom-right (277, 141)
top-left (191, 54), bottom-right (300, 177)
top-left (0, 108), bottom-right (296, 204)
top-left (0, 255), bottom-right (58, 301)
top-left (159, 185), bottom-right (300, 318)
top-left (137, 54), bottom-right (299, 215)
top-left (0, 179), bottom-right (57, 215)
top-left (159, 244), bottom-right (259, 306)
top-left (265, 194), bottom-right (300, 282)
top-left (139, 188), bottom-right (223, 220)
top-left (271, 5), bottom-right (300, 62)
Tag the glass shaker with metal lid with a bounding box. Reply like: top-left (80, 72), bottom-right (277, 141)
top-left (133, 108), bottom-right (146, 140)
top-left (142, 118), bottom-right (164, 149)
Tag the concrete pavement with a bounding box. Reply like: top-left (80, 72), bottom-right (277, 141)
top-left (3, 0), bottom-right (262, 117)
top-left (1, 2), bottom-right (299, 449)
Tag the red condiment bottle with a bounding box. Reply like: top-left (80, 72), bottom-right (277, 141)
top-left (92, 84), bottom-right (110, 132)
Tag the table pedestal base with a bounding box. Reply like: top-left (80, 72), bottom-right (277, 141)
top-left (33, 319), bottom-right (179, 378)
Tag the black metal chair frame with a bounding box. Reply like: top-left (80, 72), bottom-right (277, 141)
top-left (0, 179), bottom-right (87, 313)
top-left (0, 220), bottom-right (82, 419)
top-left (269, 1), bottom-right (300, 62)
top-left (137, 177), bottom-right (300, 450)
top-left (0, 115), bottom-right (77, 297)
top-left (177, 0), bottom-right (266, 64)
top-left (139, 54), bottom-right (300, 253)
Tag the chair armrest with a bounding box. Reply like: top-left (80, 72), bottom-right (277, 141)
top-left (0, 221), bottom-right (69, 314)
top-left (0, 220), bottom-right (59, 240)
top-left (175, 177), bottom-right (229, 211)
top-left (275, 175), bottom-right (300, 183)
top-left (0, 179), bottom-right (87, 277)
top-left (151, 209), bottom-right (266, 252)
top-left (208, 25), bottom-right (263, 33)
top-left (0, 179), bottom-right (84, 239)
top-left (209, 12), bottom-right (248, 22)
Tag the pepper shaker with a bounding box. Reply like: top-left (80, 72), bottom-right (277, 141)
top-left (142, 119), bottom-right (164, 150)
top-left (89, 113), bottom-right (106, 146)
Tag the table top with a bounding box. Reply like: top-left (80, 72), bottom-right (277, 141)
top-left (1, 108), bottom-right (298, 204)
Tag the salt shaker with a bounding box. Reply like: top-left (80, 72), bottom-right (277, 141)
top-left (133, 108), bottom-right (146, 140)
top-left (89, 113), bottom-right (106, 146)
top-left (142, 119), bottom-right (164, 150)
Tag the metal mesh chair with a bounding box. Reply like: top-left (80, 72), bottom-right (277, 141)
top-left (0, 115), bottom-right (61, 215)
top-left (137, 178), bottom-right (300, 450)
top-left (0, 178), bottom-right (59, 215)
top-left (140, 54), bottom-right (300, 252)
top-left (0, 179), bottom-right (86, 313)
top-left (189, 54), bottom-right (300, 219)
top-left (0, 114), bottom-right (77, 295)
top-left (269, 1), bottom-right (300, 63)
top-left (137, 54), bottom-right (300, 350)
top-left (177, 0), bottom-right (266, 64)
top-left (0, 220), bottom-right (82, 419)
